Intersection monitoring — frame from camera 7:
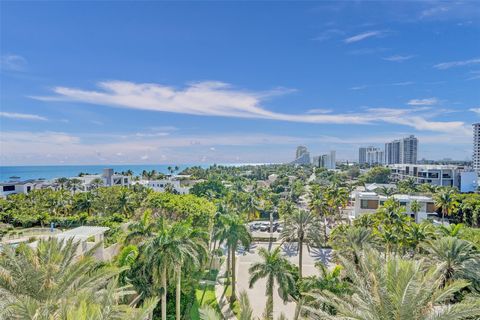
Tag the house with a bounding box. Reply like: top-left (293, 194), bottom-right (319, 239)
top-left (351, 191), bottom-right (437, 223)
top-left (136, 178), bottom-right (190, 194)
top-left (76, 168), bottom-right (131, 190)
top-left (0, 180), bottom-right (47, 198)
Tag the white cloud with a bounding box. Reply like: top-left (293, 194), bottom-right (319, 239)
top-left (306, 108), bottom-right (332, 114)
top-left (434, 58), bottom-right (480, 70)
top-left (407, 98), bottom-right (438, 106)
top-left (312, 29), bottom-right (344, 42)
top-left (383, 55), bottom-right (414, 62)
top-left (470, 108), bottom-right (480, 114)
top-left (0, 111), bottom-right (47, 121)
top-left (0, 54), bottom-right (27, 71)
top-left (344, 31), bottom-right (383, 43)
top-left (32, 80), bottom-right (464, 134)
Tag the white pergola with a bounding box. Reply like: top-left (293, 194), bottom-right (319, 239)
top-left (56, 226), bottom-right (109, 243)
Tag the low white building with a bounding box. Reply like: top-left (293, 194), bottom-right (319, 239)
top-left (137, 178), bottom-right (190, 194)
top-left (76, 168), bottom-right (131, 190)
top-left (0, 180), bottom-right (47, 198)
top-left (351, 191), bottom-right (437, 223)
top-left (388, 164), bottom-right (468, 189)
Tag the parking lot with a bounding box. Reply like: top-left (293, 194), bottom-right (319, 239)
top-left (248, 220), bottom-right (283, 240)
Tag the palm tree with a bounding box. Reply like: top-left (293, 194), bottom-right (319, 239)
top-left (330, 226), bottom-right (375, 264)
top-left (302, 249), bottom-right (480, 320)
top-left (249, 247), bottom-right (296, 320)
top-left (410, 199), bottom-right (421, 223)
top-left (55, 177), bottom-right (69, 190)
top-left (434, 189), bottom-right (457, 225)
top-left (118, 189), bottom-right (135, 218)
top-left (218, 213), bottom-right (252, 303)
top-left (0, 238), bottom-right (156, 319)
top-left (67, 178), bottom-right (83, 193)
top-left (145, 220), bottom-right (207, 320)
top-left (423, 236), bottom-right (480, 288)
top-left (75, 192), bottom-right (94, 215)
top-left (280, 210), bottom-right (322, 278)
top-left (89, 177), bottom-right (104, 190)
top-left (125, 209), bottom-right (156, 244)
top-left (243, 193), bottom-right (260, 221)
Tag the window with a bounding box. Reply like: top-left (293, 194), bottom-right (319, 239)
top-left (26, 186), bottom-right (31, 192)
top-left (361, 199), bottom-right (378, 209)
top-left (400, 201), bottom-right (407, 206)
top-left (2, 185), bottom-right (15, 192)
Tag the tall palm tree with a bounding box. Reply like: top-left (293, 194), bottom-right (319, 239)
top-left (249, 247), bottom-right (296, 320)
top-left (302, 249), bottom-right (480, 320)
top-left (410, 199), bottom-right (421, 223)
top-left (218, 213), bottom-right (252, 303)
top-left (434, 189), bottom-right (457, 225)
top-left (145, 220), bottom-right (207, 320)
top-left (0, 238), bottom-right (156, 319)
top-left (280, 210), bottom-right (321, 278)
top-left (423, 236), bottom-right (480, 288)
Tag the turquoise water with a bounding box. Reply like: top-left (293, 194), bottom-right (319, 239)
top-left (0, 164), bottom-right (210, 181)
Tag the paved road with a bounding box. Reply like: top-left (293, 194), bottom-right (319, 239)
top-left (235, 242), bottom-right (332, 319)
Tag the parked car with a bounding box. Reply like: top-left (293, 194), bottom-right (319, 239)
top-left (276, 226), bottom-right (283, 233)
top-left (259, 223), bottom-right (270, 231)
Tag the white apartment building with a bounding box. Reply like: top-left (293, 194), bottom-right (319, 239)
top-left (388, 164), bottom-right (467, 189)
top-left (385, 135), bottom-right (418, 164)
top-left (351, 191), bottom-right (437, 223)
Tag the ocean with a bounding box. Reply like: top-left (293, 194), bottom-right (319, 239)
top-left (0, 163), bottom-right (270, 182)
top-left (0, 164), bottom-right (209, 181)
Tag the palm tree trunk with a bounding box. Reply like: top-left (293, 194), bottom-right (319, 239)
top-left (161, 265), bottom-right (167, 320)
top-left (226, 244), bottom-right (231, 278)
top-left (323, 216), bottom-right (328, 242)
top-left (442, 209), bottom-right (446, 225)
top-left (299, 238), bottom-right (303, 278)
top-left (264, 282), bottom-right (274, 320)
top-left (230, 245), bottom-right (237, 303)
top-left (176, 268), bottom-right (181, 320)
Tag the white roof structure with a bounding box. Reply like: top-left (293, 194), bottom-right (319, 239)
top-left (56, 226), bottom-right (109, 242)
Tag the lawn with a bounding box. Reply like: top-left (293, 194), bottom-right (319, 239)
top-left (190, 284), bottom-right (221, 320)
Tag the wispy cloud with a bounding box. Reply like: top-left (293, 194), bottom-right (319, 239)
top-left (32, 80), bottom-right (464, 134)
top-left (407, 98), bottom-right (438, 106)
top-left (0, 54), bottom-right (27, 71)
top-left (466, 70), bottom-right (480, 80)
top-left (433, 58), bottom-right (480, 70)
top-left (344, 31), bottom-right (384, 43)
top-left (470, 107), bottom-right (480, 114)
top-left (312, 29), bottom-right (344, 42)
top-left (306, 108), bottom-right (332, 114)
top-left (0, 111), bottom-right (47, 121)
top-left (383, 55), bottom-right (414, 62)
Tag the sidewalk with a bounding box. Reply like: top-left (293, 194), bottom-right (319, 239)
top-left (215, 258), bottom-right (237, 320)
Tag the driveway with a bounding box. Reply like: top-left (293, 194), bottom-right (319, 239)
top-left (235, 242), bottom-right (332, 319)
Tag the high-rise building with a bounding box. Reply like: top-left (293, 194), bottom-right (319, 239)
top-left (360, 146), bottom-right (384, 165)
top-left (401, 135), bottom-right (418, 164)
top-left (318, 150), bottom-right (336, 169)
top-left (366, 147), bottom-right (384, 165)
top-left (296, 146), bottom-right (308, 159)
top-left (473, 123), bottom-right (480, 172)
top-left (385, 136), bottom-right (418, 164)
top-left (291, 145), bottom-right (311, 165)
top-left (359, 147), bottom-right (367, 164)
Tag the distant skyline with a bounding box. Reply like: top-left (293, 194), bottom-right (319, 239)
top-left (1, 1), bottom-right (479, 165)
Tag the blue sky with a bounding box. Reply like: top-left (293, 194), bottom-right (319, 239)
top-left (1, 1), bottom-right (479, 165)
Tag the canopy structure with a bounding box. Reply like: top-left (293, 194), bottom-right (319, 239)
top-left (56, 226), bottom-right (109, 242)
